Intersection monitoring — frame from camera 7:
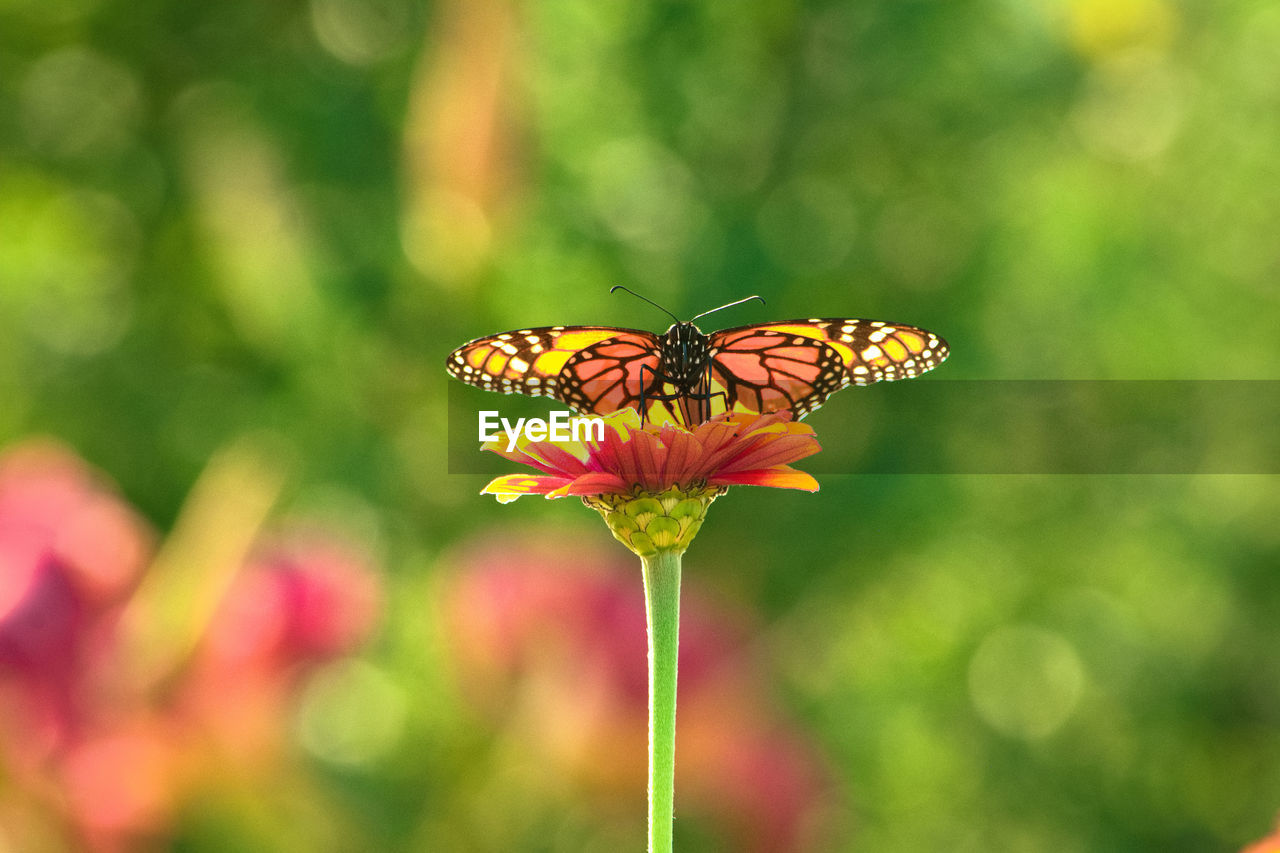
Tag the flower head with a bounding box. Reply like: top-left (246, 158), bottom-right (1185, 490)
top-left (479, 409), bottom-right (821, 556)
top-left (482, 409), bottom-right (820, 501)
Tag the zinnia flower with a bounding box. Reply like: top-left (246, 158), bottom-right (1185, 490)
top-left (481, 408), bottom-right (820, 558)
top-left (468, 405), bottom-right (823, 853)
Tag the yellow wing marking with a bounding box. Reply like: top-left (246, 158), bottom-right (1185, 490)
top-left (897, 330), bottom-right (927, 352)
top-left (551, 329), bottom-right (624, 350)
top-left (532, 350), bottom-right (574, 375)
top-left (881, 338), bottom-right (909, 361)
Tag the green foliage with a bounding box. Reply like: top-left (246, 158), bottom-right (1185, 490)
top-left (1, 0), bottom-right (1277, 849)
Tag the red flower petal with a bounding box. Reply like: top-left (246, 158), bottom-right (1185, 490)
top-left (717, 435), bottom-right (822, 473)
top-left (533, 442), bottom-right (593, 477)
top-left (561, 472), bottom-right (632, 496)
top-left (483, 442), bottom-right (567, 476)
top-left (709, 468), bottom-right (819, 491)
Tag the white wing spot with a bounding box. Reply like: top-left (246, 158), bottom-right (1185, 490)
top-left (861, 345), bottom-right (883, 360)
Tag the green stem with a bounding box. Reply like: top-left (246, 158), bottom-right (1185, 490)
top-left (641, 549), bottom-right (683, 853)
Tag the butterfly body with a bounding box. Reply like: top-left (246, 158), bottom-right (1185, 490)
top-left (447, 314), bottom-right (948, 426)
top-left (656, 322), bottom-right (711, 389)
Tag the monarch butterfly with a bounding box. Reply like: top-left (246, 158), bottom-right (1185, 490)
top-left (446, 288), bottom-right (949, 427)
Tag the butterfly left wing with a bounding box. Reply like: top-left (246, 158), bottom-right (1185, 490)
top-left (707, 319), bottom-right (949, 419)
top-left (448, 326), bottom-right (623, 399)
top-left (447, 325), bottom-right (684, 422)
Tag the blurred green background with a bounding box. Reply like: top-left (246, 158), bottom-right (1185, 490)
top-left (2, 0), bottom-right (1279, 850)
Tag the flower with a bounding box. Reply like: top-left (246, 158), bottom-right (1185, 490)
top-left (196, 530), bottom-right (382, 671)
top-left (482, 408), bottom-right (820, 501)
top-left (0, 439), bottom-right (383, 851)
top-left (465, 406), bottom-right (826, 851)
top-left (0, 440), bottom-right (152, 764)
top-left (176, 530), bottom-right (383, 762)
top-left (480, 409), bottom-right (821, 557)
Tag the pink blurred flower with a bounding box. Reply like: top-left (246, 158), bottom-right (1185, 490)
top-left (442, 531), bottom-right (837, 851)
top-left (0, 440), bottom-right (383, 851)
top-left (0, 441), bottom-right (152, 763)
top-left (199, 530), bottom-right (382, 672)
top-left (59, 713), bottom-right (183, 850)
top-left (178, 530), bottom-right (383, 762)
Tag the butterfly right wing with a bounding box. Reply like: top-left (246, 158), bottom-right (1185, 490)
top-left (707, 319), bottom-right (950, 419)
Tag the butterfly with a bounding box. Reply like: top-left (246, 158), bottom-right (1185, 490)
top-left (446, 288), bottom-right (949, 427)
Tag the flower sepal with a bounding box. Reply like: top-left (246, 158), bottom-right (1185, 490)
top-left (584, 484), bottom-right (724, 558)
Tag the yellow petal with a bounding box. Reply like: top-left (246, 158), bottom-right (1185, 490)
top-left (480, 474), bottom-right (554, 503)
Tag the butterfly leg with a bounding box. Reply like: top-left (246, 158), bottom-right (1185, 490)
top-left (697, 361), bottom-right (727, 422)
top-left (674, 362), bottom-right (726, 423)
top-left (638, 363), bottom-right (727, 425)
top-left (681, 388), bottom-right (726, 425)
top-left (638, 363), bottom-right (688, 425)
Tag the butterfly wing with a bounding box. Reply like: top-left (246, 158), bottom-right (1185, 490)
top-left (707, 319), bottom-right (949, 419)
top-left (446, 325), bottom-right (678, 420)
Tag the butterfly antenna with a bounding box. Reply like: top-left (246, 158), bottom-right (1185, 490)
top-left (690, 295), bottom-right (766, 322)
top-left (609, 285), bottom-right (680, 324)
